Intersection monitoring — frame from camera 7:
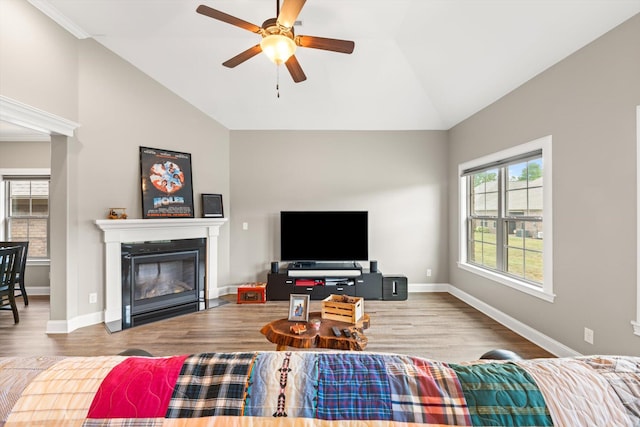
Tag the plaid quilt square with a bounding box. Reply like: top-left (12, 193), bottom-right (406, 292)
top-left (386, 356), bottom-right (472, 425)
top-left (166, 352), bottom-right (256, 418)
top-left (316, 353), bottom-right (392, 421)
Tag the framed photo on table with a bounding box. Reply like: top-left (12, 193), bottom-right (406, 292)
top-left (288, 294), bottom-right (310, 322)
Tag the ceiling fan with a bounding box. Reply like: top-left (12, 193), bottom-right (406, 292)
top-left (196, 0), bottom-right (355, 83)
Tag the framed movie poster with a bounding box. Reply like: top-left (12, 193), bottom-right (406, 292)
top-left (140, 146), bottom-right (194, 218)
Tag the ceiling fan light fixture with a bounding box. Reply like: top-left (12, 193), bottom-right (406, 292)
top-left (260, 34), bottom-right (296, 65)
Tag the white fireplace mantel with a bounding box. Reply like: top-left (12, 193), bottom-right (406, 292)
top-left (95, 218), bottom-right (227, 330)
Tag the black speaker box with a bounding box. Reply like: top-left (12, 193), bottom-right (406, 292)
top-left (382, 275), bottom-right (407, 300)
top-left (370, 260), bottom-right (378, 273)
top-left (270, 262), bottom-right (279, 274)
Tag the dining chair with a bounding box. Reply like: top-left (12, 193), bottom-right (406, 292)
top-left (0, 246), bottom-right (21, 324)
top-left (0, 242), bottom-right (28, 305)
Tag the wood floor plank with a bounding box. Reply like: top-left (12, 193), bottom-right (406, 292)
top-left (0, 293), bottom-right (554, 362)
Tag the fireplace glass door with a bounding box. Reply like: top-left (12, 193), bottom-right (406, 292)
top-left (121, 238), bottom-right (205, 329)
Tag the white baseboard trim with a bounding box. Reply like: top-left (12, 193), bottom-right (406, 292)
top-left (213, 285), bottom-right (236, 298)
top-left (46, 310), bottom-right (104, 334)
top-left (443, 284), bottom-right (580, 357)
top-left (24, 286), bottom-right (50, 296)
top-left (409, 283), bottom-right (450, 292)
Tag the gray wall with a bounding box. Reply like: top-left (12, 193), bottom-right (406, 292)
top-left (448, 13), bottom-right (640, 355)
top-left (0, 141), bottom-right (50, 168)
top-left (1, 0), bottom-right (231, 323)
top-left (229, 130), bottom-right (449, 285)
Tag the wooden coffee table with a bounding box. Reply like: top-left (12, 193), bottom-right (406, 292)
top-left (260, 312), bottom-right (370, 351)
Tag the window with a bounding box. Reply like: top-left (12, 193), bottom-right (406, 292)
top-left (458, 136), bottom-right (553, 302)
top-left (2, 175), bottom-right (50, 259)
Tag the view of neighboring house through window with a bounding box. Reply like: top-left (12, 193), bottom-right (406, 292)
top-left (464, 152), bottom-right (543, 285)
top-left (4, 178), bottom-right (49, 259)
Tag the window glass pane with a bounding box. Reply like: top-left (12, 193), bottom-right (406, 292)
top-left (525, 251), bottom-right (543, 283)
top-left (471, 169), bottom-right (498, 216)
top-left (29, 218), bottom-right (48, 257)
top-left (8, 218), bottom-right (28, 240)
top-left (32, 198), bottom-right (48, 215)
top-left (472, 193), bottom-right (486, 214)
top-left (473, 169), bottom-right (498, 188)
top-left (507, 159), bottom-right (542, 187)
top-left (31, 181), bottom-right (49, 197)
top-left (482, 243), bottom-right (497, 269)
top-left (507, 162), bottom-right (528, 189)
top-left (506, 221), bottom-right (524, 248)
top-left (506, 189), bottom-right (527, 216)
top-left (526, 222), bottom-right (543, 242)
top-left (528, 187), bottom-right (543, 216)
top-left (9, 180), bottom-right (30, 197)
top-left (469, 219), bottom-right (497, 268)
top-left (506, 247), bottom-right (524, 276)
top-left (506, 220), bottom-right (543, 285)
top-left (485, 192), bottom-right (498, 216)
top-left (10, 198), bottom-right (30, 216)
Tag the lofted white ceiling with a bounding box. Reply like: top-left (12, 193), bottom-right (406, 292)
top-left (28, 0), bottom-right (640, 131)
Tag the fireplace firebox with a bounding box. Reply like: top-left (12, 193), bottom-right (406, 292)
top-left (121, 238), bottom-right (205, 329)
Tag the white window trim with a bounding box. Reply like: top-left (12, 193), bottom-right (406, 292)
top-left (457, 135), bottom-right (554, 302)
top-left (633, 106), bottom-right (640, 336)
top-left (0, 168), bottom-right (52, 264)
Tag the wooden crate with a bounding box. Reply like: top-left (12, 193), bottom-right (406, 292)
top-left (237, 282), bottom-right (267, 304)
top-left (321, 294), bottom-right (364, 324)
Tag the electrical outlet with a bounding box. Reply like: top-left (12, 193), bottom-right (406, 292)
top-left (427, 269), bottom-right (432, 277)
top-left (89, 293), bottom-right (97, 304)
top-left (584, 327), bottom-right (594, 344)
top-left (242, 222), bottom-right (249, 230)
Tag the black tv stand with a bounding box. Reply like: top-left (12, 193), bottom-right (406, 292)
top-left (267, 265), bottom-right (382, 301)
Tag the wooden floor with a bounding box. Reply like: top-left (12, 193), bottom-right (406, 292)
top-left (0, 293), bottom-right (554, 362)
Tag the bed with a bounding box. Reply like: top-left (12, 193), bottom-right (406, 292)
top-left (0, 351), bottom-right (638, 426)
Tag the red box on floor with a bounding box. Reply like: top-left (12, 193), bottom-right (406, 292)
top-left (237, 282), bottom-right (267, 304)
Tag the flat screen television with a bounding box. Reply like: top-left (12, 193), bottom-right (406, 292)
top-left (280, 211), bottom-right (368, 262)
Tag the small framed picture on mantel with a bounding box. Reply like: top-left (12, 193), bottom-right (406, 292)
top-left (202, 193), bottom-right (224, 218)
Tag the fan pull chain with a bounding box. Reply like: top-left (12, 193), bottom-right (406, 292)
top-left (276, 66), bottom-right (280, 98)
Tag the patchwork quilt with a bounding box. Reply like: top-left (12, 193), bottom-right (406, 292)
top-left (0, 352), bottom-right (638, 426)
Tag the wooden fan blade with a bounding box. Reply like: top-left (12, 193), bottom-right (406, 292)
top-left (285, 55), bottom-right (307, 83)
top-left (296, 35), bottom-right (355, 54)
top-left (277, 0), bottom-right (306, 28)
top-left (196, 5), bottom-right (261, 33)
top-left (222, 44), bottom-right (262, 68)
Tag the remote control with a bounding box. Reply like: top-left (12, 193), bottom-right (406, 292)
top-left (342, 328), bottom-right (352, 338)
top-left (332, 326), bottom-right (342, 337)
